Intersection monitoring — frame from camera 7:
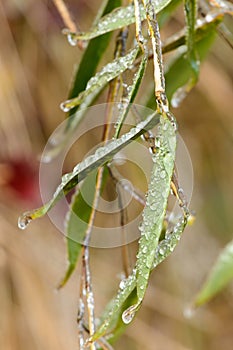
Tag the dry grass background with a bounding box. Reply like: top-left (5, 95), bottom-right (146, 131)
top-left (0, 1), bottom-right (233, 349)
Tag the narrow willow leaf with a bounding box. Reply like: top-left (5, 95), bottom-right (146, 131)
top-left (67, 0), bottom-right (121, 117)
top-left (60, 47), bottom-right (139, 112)
top-left (58, 169), bottom-right (98, 288)
top-left (64, 0), bottom-right (173, 42)
top-left (135, 116), bottom-right (176, 305)
top-left (90, 271), bottom-right (137, 341)
top-left (114, 54), bottom-right (147, 138)
top-left (152, 215), bottom-right (188, 269)
top-left (90, 214), bottom-right (188, 341)
top-left (194, 240), bottom-right (233, 307)
top-left (18, 111), bottom-right (160, 229)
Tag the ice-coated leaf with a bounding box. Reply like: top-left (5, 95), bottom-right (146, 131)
top-left (90, 271), bottom-right (137, 341)
top-left (114, 54), bottom-right (147, 138)
top-left (67, 0), bottom-right (121, 117)
top-left (194, 239), bottom-right (233, 306)
top-left (90, 116), bottom-right (177, 340)
top-left (152, 215), bottom-right (188, 269)
top-left (60, 46), bottom-right (139, 112)
top-left (90, 214), bottom-right (188, 341)
top-left (58, 169), bottom-right (98, 288)
top-left (18, 111), bottom-right (160, 229)
top-left (63, 1), bottom-right (173, 42)
top-left (135, 116), bottom-right (176, 304)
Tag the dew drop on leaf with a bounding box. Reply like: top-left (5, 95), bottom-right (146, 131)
top-left (183, 304), bottom-right (195, 319)
top-left (122, 304), bottom-right (137, 324)
top-left (18, 212), bottom-right (32, 230)
top-left (60, 101), bottom-right (72, 112)
top-left (67, 33), bottom-right (78, 46)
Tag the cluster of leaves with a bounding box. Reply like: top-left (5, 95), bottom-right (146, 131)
top-left (18, 0), bottom-right (233, 348)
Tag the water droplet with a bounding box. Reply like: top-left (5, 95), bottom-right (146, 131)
top-left (159, 247), bottom-right (165, 255)
top-left (205, 12), bottom-right (216, 23)
top-left (187, 212), bottom-right (195, 226)
top-left (67, 33), bottom-right (78, 46)
top-left (155, 137), bottom-right (160, 148)
top-left (171, 87), bottom-right (187, 108)
top-left (119, 279), bottom-right (126, 290)
top-left (122, 304), bottom-right (137, 324)
top-left (183, 304), bottom-right (195, 319)
top-left (18, 212), bottom-right (33, 230)
top-left (178, 188), bottom-right (184, 195)
top-left (150, 202), bottom-right (157, 210)
top-left (62, 173), bottom-right (70, 184)
top-left (60, 101), bottom-right (71, 112)
top-left (160, 170), bottom-right (166, 179)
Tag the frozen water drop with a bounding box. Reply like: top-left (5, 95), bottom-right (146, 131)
top-left (159, 247), bottom-right (165, 255)
top-left (119, 279), bottom-right (126, 290)
top-left (122, 305), bottom-right (137, 324)
top-left (62, 173), bottom-right (70, 184)
top-left (150, 202), bottom-right (157, 210)
top-left (60, 101), bottom-right (72, 112)
top-left (67, 33), bottom-right (78, 46)
top-left (171, 87), bottom-right (187, 108)
top-left (160, 170), bottom-right (166, 179)
top-left (183, 304), bottom-right (195, 319)
top-left (18, 213), bottom-right (33, 230)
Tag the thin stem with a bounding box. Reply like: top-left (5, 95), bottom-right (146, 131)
top-left (83, 246), bottom-right (96, 350)
top-left (111, 170), bottom-right (131, 277)
top-left (77, 251), bottom-right (86, 349)
top-left (52, 0), bottom-right (77, 32)
top-left (142, 0), bottom-right (165, 99)
top-left (52, 0), bottom-right (85, 50)
top-left (134, 0), bottom-right (146, 50)
top-left (108, 164), bottom-right (146, 204)
top-left (171, 172), bottom-right (189, 216)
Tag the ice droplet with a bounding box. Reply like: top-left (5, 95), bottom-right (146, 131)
top-left (18, 212), bottom-right (33, 230)
top-left (122, 304), bottom-right (137, 324)
top-left (67, 33), bottom-right (78, 46)
top-left (159, 247), bottom-right (165, 255)
top-left (183, 304), bottom-right (195, 319)
top-left (171, 87), bottom-right (187, 108)
top-left (60, 101), bottom-right (72, 112)
top-left (160, 170), bottom-right (166, 179)
top-left (119, 279), bottom-right (126, 290)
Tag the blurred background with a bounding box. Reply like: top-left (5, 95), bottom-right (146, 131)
top-left (0, 1), bottom-right (233, 349)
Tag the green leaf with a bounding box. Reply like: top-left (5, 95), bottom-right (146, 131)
top-left (67, 0), bottom-right (121, 117)
top-left (64, 1), bottom-right (173, 42)
top-left (90, 116), bottom-right (177, 339)
top-left (114, 53), bottom-right (147, 138)
top-left (90, 214), bottom-right (188, 341)
top-left (58, 169), bottom-right (98, 288)
top-left (60, 46), bottom-right (140, 112)
top-left (134, 116), bottom-right (176, 305)
top-left (18, 111), bottom-right (160, 229)
top-left (194, 239), bottom-right (233, 306)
